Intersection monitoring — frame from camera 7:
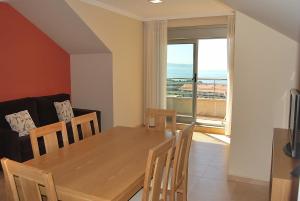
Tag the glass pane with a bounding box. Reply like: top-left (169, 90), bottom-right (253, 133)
top-left (167, 44), bottom-right (194, 119)
top-left (197, 39), bottom-right (228, 126)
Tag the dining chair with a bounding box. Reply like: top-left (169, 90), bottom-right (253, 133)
top-left (145, 108), bottom-right (177, 134)
top-left (1, 158), bottom-right (58, 201)
top-left (30, 121), bottom-right (69, 159)
top-left (71, 112), bottom-right (100, 142)
top-left (129, 137), bottom-right (175, 201)
top-left (169, 123), bottom-right (195, 201)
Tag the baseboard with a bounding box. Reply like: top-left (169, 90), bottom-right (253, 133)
top-left (228, 175), bottom-right (269, 186)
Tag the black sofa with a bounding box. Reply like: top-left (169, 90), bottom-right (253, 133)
top-left (0, 94), bottom-right (101, 162)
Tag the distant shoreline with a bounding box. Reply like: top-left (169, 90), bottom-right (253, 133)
top-left (167, 63), bottom-right (227, 79)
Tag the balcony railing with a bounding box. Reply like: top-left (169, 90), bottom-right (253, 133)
top-left (167, 78), bottom-right (227, 99)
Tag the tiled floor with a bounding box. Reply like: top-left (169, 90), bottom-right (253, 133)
top-left (0, 132), bottom-right (269, 201)
top-left (188, 133), bottom-right (269, 201)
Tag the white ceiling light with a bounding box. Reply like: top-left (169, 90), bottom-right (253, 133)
top-left (149, 0), bottom-right (163, 4)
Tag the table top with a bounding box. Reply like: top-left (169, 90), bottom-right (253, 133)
top-left (25, 126), bottom-right (171, 201)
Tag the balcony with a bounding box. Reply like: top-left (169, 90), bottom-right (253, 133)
top-left (167, 78), bottom-right (227, 127)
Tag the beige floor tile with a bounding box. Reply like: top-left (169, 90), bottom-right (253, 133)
top-left (201, 165), bottom-right (228, 181)
top-left (189, 179), bottom-right (236, 201)
top-left (189, 164), bottom-right (207, 177)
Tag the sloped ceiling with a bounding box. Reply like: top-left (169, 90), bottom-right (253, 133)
top-left (224, 0), bottom-right (300, 42)
top-left (3, 0), bottom-right (110, 54)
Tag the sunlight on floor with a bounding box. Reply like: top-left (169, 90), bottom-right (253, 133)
top-left (208, 133), bottom-right (231, 144)
top-left (192, 132), bottom-right (228, 145)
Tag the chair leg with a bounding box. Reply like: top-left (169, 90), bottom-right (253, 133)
top-left (182, 168), bottom-right (189, 201)
top-left (174, 175), bottom-right (188, 201)
top-left (169, 190), bottom-right (175, 201)
top-left (182, 185), bottom-right (187, 201)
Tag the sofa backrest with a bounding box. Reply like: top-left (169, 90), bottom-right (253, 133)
top-left (0, 94), bottom-right (70, 129)
top-left (0, 97), bottom-right (40, 129)
top-left (36, 94), bottom-right (70, 126)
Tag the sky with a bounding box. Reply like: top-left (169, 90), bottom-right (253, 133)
top-left (167, 39), bottom-right (228, 71)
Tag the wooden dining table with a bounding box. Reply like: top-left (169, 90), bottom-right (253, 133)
top-left (25, 126), bottom-right (172, 201)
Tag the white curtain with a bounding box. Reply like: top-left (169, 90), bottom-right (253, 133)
top-left (144, 20), bottom-right (168, 110)
top-left (225, 15), bottom-right (235, 135)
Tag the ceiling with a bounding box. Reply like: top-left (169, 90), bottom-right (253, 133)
top-left (224, 0), bottom-right (300, 42)
top-left (84, 0), bottom-right (299, 42)
top-left (3, 0), bottom-right (110, 54)
top-left (82, 0), bottom-right (234, 20)
top-left (3, 0), bottom-right (299, 45)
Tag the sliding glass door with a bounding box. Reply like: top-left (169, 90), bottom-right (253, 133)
top-left (167, 39), bottom-right (228, 127)
top-left (167, 41), bottom-right (198, 123)
top-left (196, 39), bottom-right (228, 126)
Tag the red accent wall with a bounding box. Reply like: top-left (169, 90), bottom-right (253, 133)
top-left (0, 3), bottom-right (70, 102)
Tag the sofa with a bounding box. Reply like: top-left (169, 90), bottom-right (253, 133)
top-left (0, 94), bottom-right (101, 163)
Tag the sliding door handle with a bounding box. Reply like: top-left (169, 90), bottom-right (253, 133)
top-left (192, 73), bottom-right (197, 82)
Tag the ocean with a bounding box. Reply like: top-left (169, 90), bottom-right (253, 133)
top-left (167, 63), bottom-right (227, 79)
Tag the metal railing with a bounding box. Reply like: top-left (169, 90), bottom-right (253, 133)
top-left (167, 77), bottom-right (227, 99)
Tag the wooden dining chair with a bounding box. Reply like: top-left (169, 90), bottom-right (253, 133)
top-left (30, 121), bottom-right (69, 159)
top-left (145, 108), bottom-right (177, 134)
top-left (71, 112), bottom-right (100, 142)
top-left (1, 158), bottom-right (58, 201)
top-left (169, 123), bottom-right (195, 201)
top-left (129, 137), bottom-right (175, 201)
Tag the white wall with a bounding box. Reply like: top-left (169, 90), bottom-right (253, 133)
top-left (228, 12), bottom-right (299, 181)
top-left (71, 53), bottom-right (113, 131)
top-left (67, 0), bottom-right (144, 127)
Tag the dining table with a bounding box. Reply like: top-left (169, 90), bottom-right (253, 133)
top-left (24, 126), bottom-right (173, 201)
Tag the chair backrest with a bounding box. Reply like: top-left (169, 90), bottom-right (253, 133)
top-left (171, 123), bottom-right (195, 193)
top-left (71, 112), bottom-right (99, 142)
top-left (145, 108), bottom-right (176, 133)
top-left (1, 158), bottom-right (58, 201)
top-left (142, 137), bottom-right (175, 201)
top-left (30, 121), bottom-right (69, 159)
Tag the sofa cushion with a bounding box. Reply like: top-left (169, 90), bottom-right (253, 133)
top-left (54, 100), bottom-right (74, 123)
top-left (5, 110), bottom-right (37, 137)
top-left (36, 94), bottom-right (70, 126)
top-left (0, 97), bottom-right (39, 129)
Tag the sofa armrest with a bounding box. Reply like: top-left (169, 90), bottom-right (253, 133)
top-left (73, 108), bottom-right (101, 132)
top-left (0, 128), bottom-right (22, 161)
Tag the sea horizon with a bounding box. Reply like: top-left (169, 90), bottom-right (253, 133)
top-left (167, 63), bottom-right (227, 79)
